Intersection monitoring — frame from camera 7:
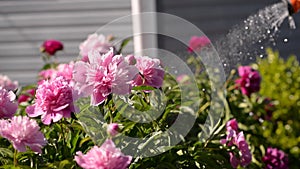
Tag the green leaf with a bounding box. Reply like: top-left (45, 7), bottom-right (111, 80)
top-left (118, 38), bottom-right (131, 54)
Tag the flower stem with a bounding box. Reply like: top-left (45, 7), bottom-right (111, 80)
top-left (13, 149), bottom-right (17, 167)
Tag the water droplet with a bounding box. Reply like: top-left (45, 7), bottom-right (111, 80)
top-left (260, 46), bottom-right (264, 50)
top-left (202, 88), bottom-right (206, 92)
top-left (260, 54), bottom-right (264, 58)
top-left (283, 38), bottom-right (288, 43)
top-left (259, 118), bottom-right (264, 123)
top-left (249, 56), bottom-right (253, 60)
top-left (267, 30), bottom-right (271, 34)
top-left (245, 26), bottom-right (249, 30)
top-left (223, 63), bottom-right (227, 67)
top-left (258, 40), bottom-right (262, 43)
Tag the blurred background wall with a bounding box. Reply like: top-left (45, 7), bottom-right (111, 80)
top-left (157, 0), bottom-right (300, 63)
top-left (1, 0), bottom-right (300, 85)
top-left (0, 0), bottom-right (132, 85)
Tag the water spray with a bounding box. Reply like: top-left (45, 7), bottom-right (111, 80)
top-left (287, 0), bottom-right (300, 14)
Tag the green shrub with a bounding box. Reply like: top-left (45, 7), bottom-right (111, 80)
top-left (257, 48), bottom-right (300, 165)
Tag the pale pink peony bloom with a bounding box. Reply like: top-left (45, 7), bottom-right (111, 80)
top-left (38, 69), bottom-right (57, 82)
top-left (26, 76), bottom-right (78, 125)
top-left (79, 33), bottom-right (114, 62)
top-left (0, 116), bottom-right (47, 153)
top-left (56, 62), bottom-right (75, 82)
top-left (73, 48), bottom-right (138, 106)
top-left (188, 36), bottom-right (211, 53)
top-left (0, 74), bottom-right (18, 91)
top-left (0, 87), bottom-right (17, 119)
top-left (38, 62), bottom-right (74, 83)
top-left (133, 56), bottom-right (165, 88)
top-left (107, 123), bottom-right (119, 137)
top-left (75, 139), bottom-right (132, 169)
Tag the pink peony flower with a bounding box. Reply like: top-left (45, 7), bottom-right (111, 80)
top-left (75, 139), bottom-right (132, 169)
top-left (235, 132), bottom-right (252, 167)
top-left (262, 147), bottom-right (288, 169)
top-left (235, 66), bottom-right (261, 97)
top-left (38, 69), bottom-right (57, 82)
top-left (226, 118), bottom-right (239, 132)
top-left (26, 76), bottom-right (78, 125)
top-left (56, 62), bottom-right (74, 82)
top-left (132, 56), bottom-right (165, 88)
top-left (41, 39), bottom-right (63, 55)
top-left (18, 88), bottom-right (35, 103)
top-left (229, 152), bottom-right (239, 168)
top-left (0, 116), bottom-right (47, 153)
top-left (107, 123), bottom-right (119, 137)
top-left (0, 74), bottom-right (18, 91)
top-left (263, 98), bottom-right (275, 121)
top-left (0, 87), bottom-right (17, 119)
top-left (38, 62), bottom-right (75, 85)
top-left (188, 36), bottom-right (211, 53)
top-left (221, 119), bottom-right (252, 168)
top-left (79, 33), bottom-right (114, 62)
top-left (73, 49), bottom-right (138, 106)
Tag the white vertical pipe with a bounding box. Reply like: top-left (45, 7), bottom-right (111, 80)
top-left (131, 0), bottom-right (157, 55)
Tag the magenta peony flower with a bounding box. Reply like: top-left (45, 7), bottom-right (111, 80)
top-left (132, 56), bottom-right (165, 88)
top-left (26, 76), bottom-right (78, 125)
top-left (229, 152), bottom-right (239, 168)
top-left (221, 119), bottom-right (252, 168)
top-left (226, 118), bottom-right (239, 132)
top-left (235, 66), bottom-right (261, 96)
top-left (235, 132), bottom-right (252, 167)
top-left (41, 39), bottom-right (63, 55)
top-left (0, 116), bottom-right (47, 153)
top-left (79, 33), bottom-right (114, 62)
top-left (262, 147), bottom-right (288, 169)
top-left (75, 139), bottom-right (132, 169)
top-left (0, 87), bottom-right (17, 119)
top-left (73, 49), bottom-right (138, 106)
top-left (263, 98), bottom-right (275, 121)
top-left (0, 74), bottom-right (18, 91)
top-left (188, 36), bottom-right (211, 53)
top-left (18, 88), bottom-right (35, 103)
top-left (107, 123), bottom-right (119, 137)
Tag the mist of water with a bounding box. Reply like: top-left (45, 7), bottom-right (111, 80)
top-left (215, 1), bottom-right (295, 72)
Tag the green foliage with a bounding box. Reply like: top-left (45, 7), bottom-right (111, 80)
top-left (2, 38), bottom-right (299, 168)
top-left (257, 48), bottom-right (300, 166)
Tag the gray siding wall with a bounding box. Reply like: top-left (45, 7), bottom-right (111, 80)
top-left (0, 0), bottom-right (132, 85)
top-left (157, 0), bottom-right (300, 60)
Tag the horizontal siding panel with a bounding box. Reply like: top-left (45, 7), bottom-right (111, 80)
top-left (0, 24), bottom-right (132, 42)
top-left (0, 10), bottom-right (130, 28)
top-left (0, 41), bottom-right (134, 56)
top-left (0, 0), bottom-right (131, 13)
top-left (0, 0), bottom-right (132, 85)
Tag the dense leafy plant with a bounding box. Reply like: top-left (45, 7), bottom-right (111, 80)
top-left (257, 48), bottom-right (300, 167)
top-left (0, 34), bottom-right (296, 169)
